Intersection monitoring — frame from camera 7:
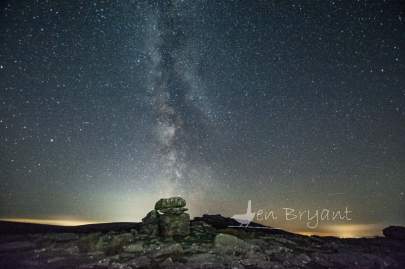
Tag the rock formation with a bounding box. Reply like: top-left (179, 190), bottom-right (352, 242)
top-left (142, 196), bottom-right (190, 238)
top-left (1, 197), bottom-right (405, 268)
top-left (140, 209), bottom-right (160, 236)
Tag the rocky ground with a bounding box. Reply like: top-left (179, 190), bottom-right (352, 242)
top-left (1, 198), bottom-right (405, 269)
top-left (0, 215), bottom-right (404, 269)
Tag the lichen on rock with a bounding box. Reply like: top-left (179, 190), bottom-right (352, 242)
top-left (154, 197), bottom-right (187, 211)
top-left (141, 197), bottom-right (190, 238)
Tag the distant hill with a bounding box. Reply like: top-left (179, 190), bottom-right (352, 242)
top-left (0, 214), bottom-right (294, 236)
top-left (0, 221), bottom-right (140, 234)
top-left (0, 215), bottom-right (281, 235)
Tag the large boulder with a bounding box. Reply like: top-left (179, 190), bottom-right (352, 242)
top-left (160, 212), bottom-right (190, 237)
top-left (155, 197), bottom-right (186, 211)
top-left (141, 210), bottom-right (160, 236)
top-left (190, 221), bottom-right (216, 241)
top-left (214, 233), bottom-right (252, 254)
top-left (141, 197), bottom-right (191, 238)
top-left (383, 226), bottom-right (405, 240)
top-left (159, 207), bottom-right (188, 215)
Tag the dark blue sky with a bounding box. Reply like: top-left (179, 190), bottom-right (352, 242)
top-left (0, 0), bottom-right (404, 235)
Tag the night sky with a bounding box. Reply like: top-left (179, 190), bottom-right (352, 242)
top-left (1, 0), bottom-right (404, 236)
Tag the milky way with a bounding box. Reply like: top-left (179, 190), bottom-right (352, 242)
top-left (0, 0), bottom-right (404, 235)
top-left (144, 1), bottom-right (216, 202)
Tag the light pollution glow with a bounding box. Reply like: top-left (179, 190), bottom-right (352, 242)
top-left (1, 218), bottom-right (382, 238)
top-left (296, 224), bottom-right (383, 238)
top-left (0, 218), bottom-right (99, 226)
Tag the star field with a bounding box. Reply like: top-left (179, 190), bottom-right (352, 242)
top-left (0, 0), bottom-right (404, 235)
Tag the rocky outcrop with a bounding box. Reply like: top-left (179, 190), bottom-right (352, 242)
top-left (155, 197), bottom-right (186, 211)
top-left (214, 233), bottom-right (252, 254)
top-left (141, 209), bottom-right (160, 236)
top-left (142, 196), bottom-right (190, 238)
top-left (160, 211), bottom-right (190, 237)
top-left (383, 225), bottom-right (405, 240)
top-left (1, 199), bottom-right (405, 269)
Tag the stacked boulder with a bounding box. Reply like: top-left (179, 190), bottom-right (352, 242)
top-left (141, 197), bottom-right (190, 238)
top-left (140, 209), bottom-right (160, 236)
top-left (155, 197), bottom-right (190, 237)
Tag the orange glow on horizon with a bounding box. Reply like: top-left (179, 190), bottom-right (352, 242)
top-left (0, 218), bottom-right (99, 226)
top-left (1, 218), bottom-right (383, 238)
top-left (295, 224), bottom-right (383, 238)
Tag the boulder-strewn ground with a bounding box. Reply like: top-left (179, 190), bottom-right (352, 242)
top-left (1, 215), bottom-right (405, 269)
